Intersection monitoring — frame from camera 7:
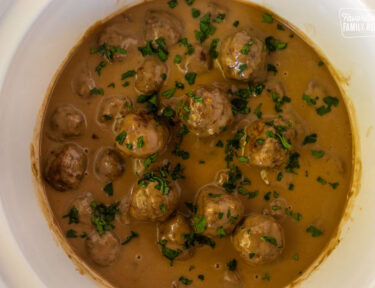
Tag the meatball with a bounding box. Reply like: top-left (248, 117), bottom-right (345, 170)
top-left (180, 84), bottom-right (233, 137)
top-left (68, 192), bottom-right (94, 225)
top-left (233, 214), bottom-right (284, 265)
top-left (205, 3), bottom-right (228, 20)
top-left (245, 117), bottom-right (297, 168)
top-left (263, 197), bottom-right (289, 221)
top-left (97, 96), bottom-right (133, 124)
top-left (114, 113), bottom-right (168, 158)
top-left (97, 24), bottom-right (138, 62)
top-left (158, 215), bottom-right (193, 260)
top-left (219, 30), bottom-right (267, 81)
top-left (144, 10), bottom-right (184, 48)
top-left (129, 179), bottom-right (179, 222)
top-left (94, 147), bottom-right (125, 181)
top-left (47, 105), bottom-right (86, 141)
top-left (195, 185), bottom-right (244, 238)
top-left (135, 58), bottom-right (168, 94)
top-left (71, 66), bottom-right (96, 98)
top-left (45, 144), bottom-right (87, 191)
top-left (179, 44), bottom-right (212, 74)
top-left (86, 230), bottom-right (121, 266)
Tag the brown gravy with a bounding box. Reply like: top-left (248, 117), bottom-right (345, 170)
top-left (39, 0), bottom-right (353, 287)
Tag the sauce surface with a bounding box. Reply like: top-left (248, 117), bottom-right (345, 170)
top-left (40, 1), bottom-right (353, 287)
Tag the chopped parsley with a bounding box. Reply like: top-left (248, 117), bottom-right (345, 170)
top-left (233, 20), bottom-right (239, 27)
top-left (192, 8), bottom-right (201, 18)
top-left (254, 103), bottom-right (263, 119)
top-left (226, 259), bottom-right (237, 271)
top-left (103, 182), bottom-right (114, 196)
top-left (115, 131), bottom-right (127, 145)
top-left (90, 87), bottom-right (104, 95)
top-left (168, 0), bottom-right (178, 9)
top-left (311, 150), bottom-right (325, 159)
top-left (285, 152), bottom-right (300, 173)
top-left (209, 38), bottom-right (220, 59)
top-left (267, 63), bottom-right (278, 74)
top-left (121, 70), bottom-right (136, 80)
top-left (174, 54), bottom-right (182, 64)
top-left (261, 236), bottom-right (277, 246)
top-left (90, 43), bottom-right (126, 62)
top-left (158, 239), bottom-right (182, 266)
top-left (144, 152), bottom-right (158, 169)
top-left (192, 216), bottom-right (207, 234)
top-left (162, 88), bottom-right (176, 99)
top-left (179, 276), bottom-right (193, 285)
top-left (285, 207), bottom-right (302, 222)
top-left (195, 13), bottom-right (216, 43)
top-left (302, 94), bottom-right (317, 106)
top-left (198, 274), bottom-right (204, 280)
top-left (91, 201), bottom-right (120, 236)
top-left (138, 163), bottom-right (172, 195)
top-left (318, 60), bottom-right (325, 66)
top-left (185, 72), bottom-right (197, 85)
top-left (237, 64), bottom-right (248, 75)
top-left (316, 96), bottom-right (339, 116)
top-left (306, 225), bottom-right (323, 237)
top-left (122, 231), bottom-right (139, 245)
top-left (265, 36), bottom-right (288, 52)
top-left (317, 176), bottom-right (327, 185)
top-left (216, 226), bottom-right (226, 238)
top-left (138, 38), bottom-right (169, 62)
top-left (66, 229), bottom-right (78, 238)
top-left (303, 133), bottom-right (317, 145)
top-left (238, 187), bottom-right (258, 199)
top-left (213, 14), bottom-right (226, 23)
top-left (63, 207), bottom-right (79, 224)
top-left (173, 144), bottom-right (190, 160)
top-left (262, 13), bottom-right (273, 23)
top-left (137, 136), bottom-right (145, 148)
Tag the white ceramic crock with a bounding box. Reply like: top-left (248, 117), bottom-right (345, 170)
top-left (0, 0), bottom-right (375, 287)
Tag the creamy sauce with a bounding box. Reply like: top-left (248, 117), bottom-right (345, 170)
top-left (39, 0), bottom-right (353, 287)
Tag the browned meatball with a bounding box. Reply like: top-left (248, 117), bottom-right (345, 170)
top-left (263, 197), bottom-right (289, 221)
top-left (68, 192), bottom-right (94, 225)
top-left (219, 30), bottom-right (267, 81)
top-left (129, 176), bottom-right (179, 222)
top-left (71, 66), bottom-right (96, 98)
top-left (97, 24), bottom-right (138, 62)
top-left (94, 148), bottom-right (125, 181)
top-left (47, 105), bottom-right (86, 141)
top-left (180, 84), bottom-right (233, 137)
top-left (245, 118), bottom-right (297, 168)
top-left (158, 215), bottom-right (194, 260)
top-left (232, 214), bottom-right (284, 265)
top-left (144, 10), bottom-right (184, 48)
top-left (114, 113), bottom-right (168, 158)
top-left (97, 96), bottom-right (133, 124)
top-left (195, 185), bottom-right (244, 238)
top-left (179, 44), bottom-right (212, 74)
top-left (135, 58), bottom-right (168, 94)
top-left (45, 144), bottom-right (87, 191)
top-left (86, 230), bottom-right (121, 266)
top-left (205, 3), bottom-right (228, 20)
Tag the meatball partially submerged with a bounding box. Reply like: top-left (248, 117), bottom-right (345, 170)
top-left (114, 113), bottom-right (168, 158)
top-left (86, 230), bottom-right (121, 266)
top-left (232, 213), bottom-right (284, 265)
top-left (71, 66), bottom-right (96, 98)
top-left (144, 10), bottom-right (184, 48)
top-left (158, 215), bottom-right (194, 260)
top-left (180, 84), bottom-right (233, 137)
top-left (45, 144), bottom-right (88, 191)
top-left (68, 192), bottom-right (94, 225)
top-left (94, 147), bottom-right (125, 181)
top-left (97, 96), bottom-right (133, 124)
top-left (245, 117), bottom-right (297, 168)
top-left (97, 24), bottom-right (137, 62)
top-left (195, 185), bottom-right (244, 238)
top-left (129, 168), bottom-right (179, 222)
top-left (219, 30), bottom-right (267, 81)
top-left (47, 104), bottom-right (86, 141)
top-left (135, 58), bottom-right (168, 94)
top-left (179, 44), bottom-right (213, 74)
